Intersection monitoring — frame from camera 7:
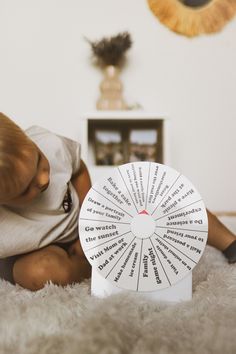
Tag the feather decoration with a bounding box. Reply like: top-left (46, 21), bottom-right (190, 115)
top-left (86, 32), bottom-right (132, 67)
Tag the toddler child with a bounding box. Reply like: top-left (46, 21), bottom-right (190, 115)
top-left (0, 112), bottom-right (235, 292)
top-left (0, 112), bottom-right (91, 290)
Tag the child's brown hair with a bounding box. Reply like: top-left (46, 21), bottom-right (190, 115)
top-left (0, 113), bottom-right (36, 202)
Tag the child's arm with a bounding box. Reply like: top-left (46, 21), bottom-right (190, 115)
top-left (71, 159), bottom-right (92, 208)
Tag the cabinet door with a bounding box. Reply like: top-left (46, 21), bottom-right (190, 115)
top-left (88, 119), bottom-right (164, 166)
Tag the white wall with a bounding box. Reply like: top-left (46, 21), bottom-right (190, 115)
top-left (0, 0), bottom-right (236, 212)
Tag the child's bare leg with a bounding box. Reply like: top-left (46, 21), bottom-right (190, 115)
top-left (13, 244), bottom-right (91, 291)
top-left (207, 209), bottom-right (236, 251)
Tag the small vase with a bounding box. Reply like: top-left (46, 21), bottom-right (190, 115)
top-left (96, 65), bottom-right (127, 110)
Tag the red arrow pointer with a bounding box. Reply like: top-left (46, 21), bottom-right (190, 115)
top-left (139, 210), bottom-right (149, 215)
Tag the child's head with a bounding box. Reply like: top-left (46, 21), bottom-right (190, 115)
top-left (0, 113), bottom-right (50, 206)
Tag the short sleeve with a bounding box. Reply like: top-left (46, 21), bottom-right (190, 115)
top-left (57, 135), bottom-right (81, 176)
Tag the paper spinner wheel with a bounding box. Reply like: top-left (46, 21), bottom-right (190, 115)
top-left (79, 162), bottom-right (208, 292)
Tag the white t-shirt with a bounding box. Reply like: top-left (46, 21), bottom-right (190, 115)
top-left (0, 125), bottom-right (81, 259)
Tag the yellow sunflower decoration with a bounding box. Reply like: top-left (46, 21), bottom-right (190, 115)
top-left (147, 0), bottom-right (236, 37)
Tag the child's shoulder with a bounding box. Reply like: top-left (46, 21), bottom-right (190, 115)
top-left (25, 125), bottom-right (55, 138)
top-left (25, 125), bottom-right (65, 147)
top-left (25, 125), bottom-right (81, 175)
top-left (25, 125), bottom-right (65, 160)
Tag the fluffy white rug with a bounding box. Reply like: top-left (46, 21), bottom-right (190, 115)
top-left (1, 243), bottom-right (236, 354)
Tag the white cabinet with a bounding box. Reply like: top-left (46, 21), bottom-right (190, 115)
top-left (79, 111), bottom-right (170, 183)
